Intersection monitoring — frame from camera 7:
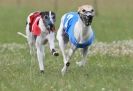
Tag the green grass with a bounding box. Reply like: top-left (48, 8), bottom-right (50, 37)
top-left (0, 46), bottom-right (133, 91)
top-left (0, 0), bottom-right (133, 91)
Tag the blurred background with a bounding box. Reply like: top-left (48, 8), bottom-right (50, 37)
top-left (0, 0), bottom-right (133, 43)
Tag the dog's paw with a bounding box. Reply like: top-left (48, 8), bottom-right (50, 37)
top-left (61, 66), bottom-right (67, 76)
top-left (40, 70), bottom-right (44, 74)
top-left (51, 49), bottom-right (59, 56)
top-left (53, 52), bottom-right (59, 56)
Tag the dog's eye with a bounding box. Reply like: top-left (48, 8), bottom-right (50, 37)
top-left (45, 15), bottom-right (49, 19)
top-left (52, 16), bottom-right (55, 19)
top-left (91, 9), bottom-right (94, 12)
top-left (82, 9), bottom-right (86, 12)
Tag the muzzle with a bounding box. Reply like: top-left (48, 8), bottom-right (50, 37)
top-left (44, 19), bottom-right (55, 32)
top-left (79, 12), bottom-right (94, 26)
top-left (46, 23), bottom-right (55, 31)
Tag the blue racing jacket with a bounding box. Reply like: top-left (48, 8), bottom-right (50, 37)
top-left (63, 12), bottom-right (95, 48)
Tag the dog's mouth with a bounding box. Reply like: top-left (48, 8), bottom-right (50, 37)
top-left (46, 24), bottom-right (56, 32)
top-left (80, 14), bottom-right (93, 26)
top-left (78, 10), bottom-right (94, 26)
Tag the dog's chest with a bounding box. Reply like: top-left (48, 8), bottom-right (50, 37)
top-left (80, 28), bottom-right (91, 42)
top-left (68, 19), bottom-right (90, 43)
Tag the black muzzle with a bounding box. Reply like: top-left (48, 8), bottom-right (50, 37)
top-left (46, 23), bottom-right (55, 31)
top-left (80, 14), bottom-right (93, 26)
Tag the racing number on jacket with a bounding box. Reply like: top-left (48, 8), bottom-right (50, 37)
top-left (64, 14), bottom-right (74, 28)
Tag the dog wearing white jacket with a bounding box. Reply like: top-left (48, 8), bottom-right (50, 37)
top-left (18, 11), bottom-right (59, 73)
top-left (57, 5), bottom-right (95, 75)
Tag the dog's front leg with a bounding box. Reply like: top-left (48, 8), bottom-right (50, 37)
top-left (58, 37), bottom-right (68, 75)
top-left (76, 47), bottom-right (88, 67)
top-left (47, 32), bottom-right (59, 56)
top-left (66, 45), bottom-right (77, 64)
top-left (36, 37), bottom-right (45, 72)
top-left (57, 20), bottom-right (70, 75)
top-left (61, 43), bottom-right (76, 75)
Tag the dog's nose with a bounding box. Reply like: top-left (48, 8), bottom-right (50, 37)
top-left (47, 23), bottom-right (55, 31)
top-left (88, 15), bottom-right (93, 18)
top-left (87, 15), bottom-right (93, 20)
top-left (49, 23), bottom-right (54, 28)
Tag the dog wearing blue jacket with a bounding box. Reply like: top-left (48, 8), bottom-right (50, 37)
top-left (57, 5), bottom-right (95, 75)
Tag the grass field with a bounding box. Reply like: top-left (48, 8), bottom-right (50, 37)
top-left (0, 0), bottom-right (133, 91)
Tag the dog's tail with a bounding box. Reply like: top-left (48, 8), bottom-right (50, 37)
top-left (17, 32), bottom-right (27, 39)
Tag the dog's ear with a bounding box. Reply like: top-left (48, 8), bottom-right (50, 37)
top-left (51, 12), bottom-right (56, 21)
top-left (77, 6), bottom-right (82, 14)
top-left (40, 12), bottom-right (45, 16)
top-left (40, 11), bottom-right (49, 17)
top-left (78, 5), bottom-right (87, 14)
top-left (51, 12), bottom-right (56, 16)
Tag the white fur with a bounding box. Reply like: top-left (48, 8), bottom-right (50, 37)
top-left (57, 13), bottom-right (94, 75)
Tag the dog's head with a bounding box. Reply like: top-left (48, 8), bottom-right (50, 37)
top-left (78, 5), bottom-right (95, 26)
top-left (40, 11), bottom-right (56, 32)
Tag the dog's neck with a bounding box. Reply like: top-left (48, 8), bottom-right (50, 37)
top-left (74, 18), bottom-right (93, 43)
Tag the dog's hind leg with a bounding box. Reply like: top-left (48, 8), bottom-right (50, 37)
top-left (76, 47), bottom-right (88, 67)
top-left (36, 37), bottom-right (45, 72)
top-left (27, 34), bottom-right (36, 55)
top-left (26, 17), bottom-right (36, 55)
